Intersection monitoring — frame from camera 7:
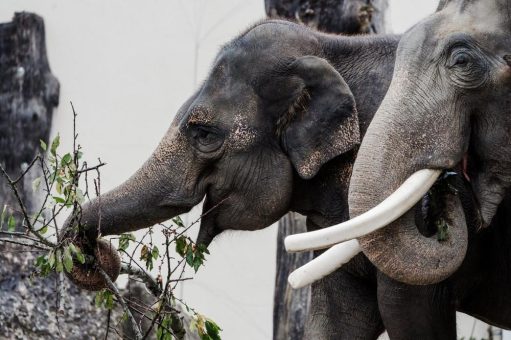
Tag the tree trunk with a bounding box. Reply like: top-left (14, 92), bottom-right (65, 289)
top-left (265, 0), bottom-right (388, 34)
top-left (0, 12), bottom-right (118, 339)
top-left (273, 212), bottom-right (313, 340)
top-left (269, 2), bottom-right (388, 339)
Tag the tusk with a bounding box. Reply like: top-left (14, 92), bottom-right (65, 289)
top-left (285, 169), bottom-right (441, 252)
top-left (288, 240), bottom-right (361, 289)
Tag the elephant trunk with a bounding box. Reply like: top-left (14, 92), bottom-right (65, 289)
top-left (73, 125), bottom-right (199, 241)
top-left (62, 125), bottom-right (203, 290)
top-left (348, 101), bottom-right (468, 285)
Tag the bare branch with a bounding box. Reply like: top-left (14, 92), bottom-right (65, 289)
top-left (97, 267), bottom-right (143, 340)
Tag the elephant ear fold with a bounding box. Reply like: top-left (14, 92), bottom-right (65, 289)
top-left (282, 56), bottom-right (360, 179)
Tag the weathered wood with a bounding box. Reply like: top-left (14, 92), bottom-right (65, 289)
top-left (0, 12), bottom-right (59, 216)
top-left (273, 212), bottom-right (312, 340)
top-left (270, 2), bottom-right (388, 339)
top-left (0, 13), bottom-right (116, 339)
top-left (265, 0), bottom-right (388, 34)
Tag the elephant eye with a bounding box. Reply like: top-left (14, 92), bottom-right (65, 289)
top-left (453, 52), bottom-right (470, 66)
top-left (190, 125), bottom-right (224, 153)
top-left (448, 51), bottom-right (473, 68)
top-left (446, 48), bottom-right (488, 89)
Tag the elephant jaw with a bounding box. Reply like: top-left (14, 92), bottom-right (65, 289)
top-left (195, 196), bottom-right (224, 247)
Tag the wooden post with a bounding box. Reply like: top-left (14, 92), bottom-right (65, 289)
top-left (0, 12), bottom-right (114, 338)
top-left (268, 2), bottom-right (388, 339)
top-left (265, 0), bottom-right (388, 34)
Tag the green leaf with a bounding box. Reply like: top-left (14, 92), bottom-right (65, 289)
top-left (63, 246), bottom-right (74, 273)
top-left (68, 243), bottom-right (77, 254)
top-left (172, 216), bottom-right (185, 228)
top-left (56, 182), bottom-right (62, 195)
top-left (75, 251), bottom-right (85, 264)
top-left (61, 153), bottom-right (72, 166)
top-left (105, 292), bottom-right (114, 309)
top-left (7, 215), bottom-right (16, 232)
top-left (205, 320), bottom-right (221, 340)
top-left (36, 255), bottom-right (46, 266)
top-left (95, 291), bottom-right (104, 308)
top-left (185, 249), bottom-right (194, 268)
top-left (48, 251), bottom-right (56, 268)
top-left (152, 245), bottom-right (159, 259)
top-left (95, 290), bottom-right (114, 309)
top-left (40, 139), bottom-right (47, 151)
top-left (55, 249), bottom-right (63, 272)
top-left (0, 205), bottom-right (6, 229)
top-left (32, 177), bottom-right (42, 192)
top-left (53, 196), bottom-right (66, 204)
top-left (197, 243), bottom-right (210, 255)
top-left (75, 188), bottom-right (85, 204)
top-left (118, 233), bottom-right (136, 251)
top-left (68, 242), bottom-right (86, 263)
top-left (38, 225), bottom-right (48, 234)
top-left (175, 236), bottom-right (187, 257)
top-left (50, 134), bottom-right (60, 156)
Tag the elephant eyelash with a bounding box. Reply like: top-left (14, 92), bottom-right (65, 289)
top-left (275, 88), bottom-right (311, 137)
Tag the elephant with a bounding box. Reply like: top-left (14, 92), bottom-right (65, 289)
top-left (62, 19), bottom-right (397, 338)
top-left (287, 0), bottom-right (511, 338)
top-left (63, 16), bottom-right (509, 340)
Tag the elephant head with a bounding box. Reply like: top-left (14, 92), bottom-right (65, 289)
top-left (295, 0), bottom-right (511, 285)
top-left (63, 21), bottom-right (361, 290)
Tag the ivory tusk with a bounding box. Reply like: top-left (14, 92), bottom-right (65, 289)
top-left (288, 240), bottom-right (361, 289)
top-left (285, 169), bottom-right (442, 252)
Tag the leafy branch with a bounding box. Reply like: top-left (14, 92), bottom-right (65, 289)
top-left (0, 103), bottom-right (222, 340)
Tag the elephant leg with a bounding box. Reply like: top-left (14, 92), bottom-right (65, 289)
top-left (377, 272), bottom-right (456, 340)
top-left (305, 255), bottom-right (384, 340)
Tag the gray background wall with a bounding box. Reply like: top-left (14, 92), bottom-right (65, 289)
top-left (0, 1), bottom-right (505, 339)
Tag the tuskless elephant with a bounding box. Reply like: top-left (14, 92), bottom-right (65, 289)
top-left (63, 14), bottom-right (509, 340)
top-left (288, 0), bottom-right (511, 338)
top-left (62, 20), bottom-right (397, 338)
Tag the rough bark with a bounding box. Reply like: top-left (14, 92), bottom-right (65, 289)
top-left (270, 2), bottom-right (388, 339)
top-left (0, 13), bottom-right (116, 339)
top-left (273, 213), bottom-right (312, 340)
top-left (265, 0), bottom-right (388, 34)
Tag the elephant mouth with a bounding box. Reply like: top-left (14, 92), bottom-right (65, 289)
top-left (417, 170), bottom-right (469, 240)
top-left (195, 194), bottom-right (231, 247)
top-left (285, 159), bottom-right (477, 289)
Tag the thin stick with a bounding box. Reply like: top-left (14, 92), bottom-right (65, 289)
top-left (0, 163), bottom-right (56, 248)
top-left (97, 267), bottom-right (143, 340)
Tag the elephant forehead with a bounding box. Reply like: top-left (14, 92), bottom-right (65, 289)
top-left (439, 0), bottom-right (508, 35)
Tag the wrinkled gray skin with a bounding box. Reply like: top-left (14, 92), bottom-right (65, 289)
top-left (349, 0), bottom-right (511, 284)
top-left (67, 20), bottom-right (395, 338)
top-left (67, 18), bottom-right (511, 339)
top-left (346, 0), bottom-right (511, 338)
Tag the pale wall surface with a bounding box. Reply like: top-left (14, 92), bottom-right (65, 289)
top-left (0, 1), bottom-right (504, 339)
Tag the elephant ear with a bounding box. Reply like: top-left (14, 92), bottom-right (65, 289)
top-left (281, 56), bottom-right (360, 179)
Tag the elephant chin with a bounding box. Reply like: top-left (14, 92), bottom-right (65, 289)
top-left (196, 203), bottom-right (220, 247)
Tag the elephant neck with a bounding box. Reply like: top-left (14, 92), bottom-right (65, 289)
top-left (289, 150), bottom-right (355, 231)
